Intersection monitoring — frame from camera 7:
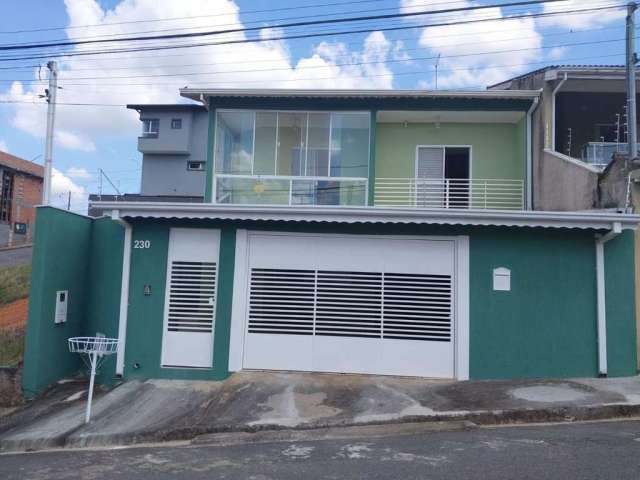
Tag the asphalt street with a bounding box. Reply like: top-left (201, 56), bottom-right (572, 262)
top-left (1, 419), bottom-right (640, 479)
top-left (0, 246), bottom-right (32, 268)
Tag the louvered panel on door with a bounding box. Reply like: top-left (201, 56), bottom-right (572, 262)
top-left (383, 273), bottom-right (452, 342)
top-left (167, 261), bottom-right (217, 333)
top-left (248, 268), bottom-right (315, 335)
top-left (315, 271), bottom-right (382, 338)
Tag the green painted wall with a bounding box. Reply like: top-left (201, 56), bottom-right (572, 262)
top-left (469, 227), bottom-right (599, 379)
top-left (122, 220), bottom-right (234, 380)
top-left (119, 220), bottom-right (636, 382)
top-left (22, 207), bottom-right (93, 397)
top-left (604, 230), bottom-right (638, 376)
top-left (375, 122), bottom-right (525, 181)
top-left (26, 209), bottom-right (636, 389)
top-left (85, 217), bottom-right (125, 385)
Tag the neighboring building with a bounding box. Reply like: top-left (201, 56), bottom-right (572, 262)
top-left (128, 103), bottom-right (208, 199)
top-left (23, 89), bottom-right (639, 396)
top-left (0, 151), bottom-right (43, 246)
top-left (489, 65), bottom-right (640, 211)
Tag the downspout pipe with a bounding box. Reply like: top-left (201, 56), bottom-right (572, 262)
top-left (551, 72), bottom-right (568, 151)
top-left (112, 210), bottom-right (132, 377)
top-left (595, 221), bottom-right (622, 376)
top-left (525, 96), bottom-right (539, 210)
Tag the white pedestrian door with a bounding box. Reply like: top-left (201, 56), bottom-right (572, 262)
top-left (161, 228), bottom-right (220, 368)
top-left (242, 233), bottom-right (456, 378)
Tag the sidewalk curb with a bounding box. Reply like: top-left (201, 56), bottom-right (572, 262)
top-left (0, 244), bottom-right (32, 252)
top-left (3, 402), bottom-right (640, 453)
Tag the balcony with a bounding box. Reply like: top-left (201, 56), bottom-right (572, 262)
top-left (374, 178), bottom-right (524, 210)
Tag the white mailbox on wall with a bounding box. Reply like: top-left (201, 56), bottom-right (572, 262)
top-left (493, 267), bottom-right (511, 292)
top-left (55, 290), bottom-right (68, 324)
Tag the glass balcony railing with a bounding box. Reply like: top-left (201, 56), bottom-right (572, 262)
top-left (580, 142), bottom-right (640, 170)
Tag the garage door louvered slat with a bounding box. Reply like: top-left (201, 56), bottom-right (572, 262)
top-left (247, 268), bottom-right (451, 342)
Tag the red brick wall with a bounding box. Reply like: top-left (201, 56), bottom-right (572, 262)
top-left (10, 173), bottom-right (42, 240)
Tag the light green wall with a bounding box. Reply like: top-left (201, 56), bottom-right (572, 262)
top-left (375, 122), bottom-right (525, 180)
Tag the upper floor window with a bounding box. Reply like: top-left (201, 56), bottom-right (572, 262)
top-left (214, 110), bottom-right (370, 178)
top-left (187, 161), bottom-right (204, 171)
top-left (141, 119), bottom-right (159, 138)
top-left (171, 118), bottom-right (182, 129)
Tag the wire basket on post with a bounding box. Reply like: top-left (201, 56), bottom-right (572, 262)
top-left (68, 335), bottom-right (118, 424)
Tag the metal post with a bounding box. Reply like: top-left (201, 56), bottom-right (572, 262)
top-left (627, 2), bottom-right (638, 160)
top-left (43, 61), bottom-right (58, 206)
top-left (86, 351), bottom-right (97, 423)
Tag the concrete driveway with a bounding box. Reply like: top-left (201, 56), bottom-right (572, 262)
top-left (2, 372), bottom-right (640, 452)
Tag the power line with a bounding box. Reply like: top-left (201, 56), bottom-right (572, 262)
top-left (0, 51), bottom-right (628, 98)
top-left (0, 35), bottom-right (630, 85)
top-left (0, 4), bottom-right (623, 63)
top-left (0, 0), bottom-right (472, 46)
top-left (2, 17), bottom-right (629, 72)
top-left (0, 0), bottom-right (567, 52)
top-left (0, 0), bottom-right (397, 35)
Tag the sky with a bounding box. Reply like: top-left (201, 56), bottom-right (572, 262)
top-left (0, 0), bottom-right (631, 212)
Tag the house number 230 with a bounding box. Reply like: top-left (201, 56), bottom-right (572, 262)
top-left (134, 240), bottom-right (151, 249)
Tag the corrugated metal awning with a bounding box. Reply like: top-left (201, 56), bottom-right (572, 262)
top-left (91, 202), bottom-right (639, 231)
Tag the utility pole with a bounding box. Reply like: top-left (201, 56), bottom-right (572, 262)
top-left (434, 53), bottom-right (441, 90)
top-left (626, 2), bottom-right (638, 160)
top-left (43, 60), bottom-right (58, 205)
top-left (67, 191), bottom-right (71, 210)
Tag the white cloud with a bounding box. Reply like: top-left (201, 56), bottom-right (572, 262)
top-left (0, 139), bottom-right (7, 152)
top-left (541, 0), bottom-right (625, 29)
top-left (1, 0), bottom-right (398, 153)
top-left (400, 0), bottom-right (542, 89)
top-left (51, 167), bottom-right (88, 211)
top-left (547, 46), bottom-right (568, 60)
top-left (66, 166), bottom-right (94, 180)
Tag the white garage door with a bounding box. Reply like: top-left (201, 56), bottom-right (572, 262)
top-left (241, 233), bottom-right (456, 378)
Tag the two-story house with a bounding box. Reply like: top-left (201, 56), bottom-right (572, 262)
top-left (22, 89), bottom-right (639, 396)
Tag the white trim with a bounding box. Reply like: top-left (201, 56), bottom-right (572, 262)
top-left (181, 88), bottom-right (541, 100)
top-left (94, 202), bottom-right (640, 231)
top-left (113, 216), bottom-right (132, 376)
top-left (216, 173), bottom-right (368, 182)
top-left (543, 149), bottom-right (601, 174)
top-left (525, 97), bottom-right (538, 210)
top-left (595, 221), bottom-right (622, 376)
top-left (455, 235), bottom-right (470, 380)
top-left (229, 229), bottom-right (249, 372)
top-left (551, 73), bottom-right (567, 152)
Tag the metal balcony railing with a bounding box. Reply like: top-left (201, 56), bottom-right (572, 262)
top-left (374, 178), bottom-right (525, 210)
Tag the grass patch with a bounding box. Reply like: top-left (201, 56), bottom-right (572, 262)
top-left (0, 328), bottom-right (25, 367)
top-left (0, 264), bottom-right (31, 305)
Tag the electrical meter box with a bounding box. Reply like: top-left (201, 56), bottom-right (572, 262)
top-left (55, 290), bottom-right (68, 324)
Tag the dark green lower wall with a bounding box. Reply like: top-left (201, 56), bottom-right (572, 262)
top-left (22, 208), bottom-right (124, 397)
top-left (123, 221), bottom-right (235, 380)
top-left (24, 212), bottom-right (638, 395)
top-left (122, 220), bottom-right (637, 381)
